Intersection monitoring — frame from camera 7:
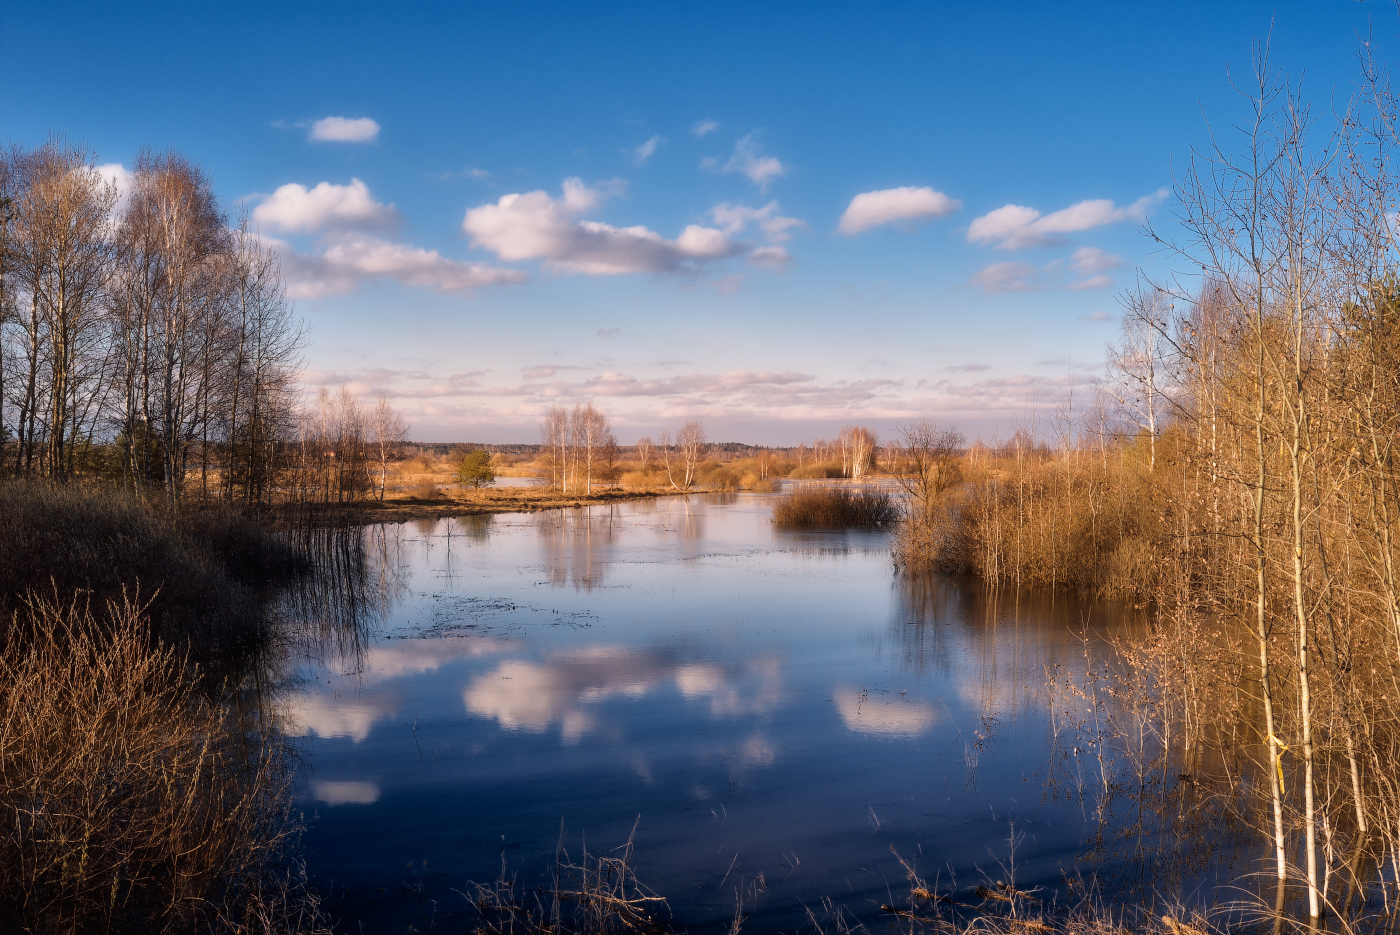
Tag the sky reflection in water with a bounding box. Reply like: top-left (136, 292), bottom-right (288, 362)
top-left (279, 493), bottom-right (1127, 933)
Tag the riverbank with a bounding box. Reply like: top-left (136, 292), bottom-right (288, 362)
top-left (290, 485), bottom-right (683, 523)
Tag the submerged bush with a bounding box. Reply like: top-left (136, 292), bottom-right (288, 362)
top-left (772, 487), bottom-right (899, 527)
top-left (0, 597), bottom-right (328, 935)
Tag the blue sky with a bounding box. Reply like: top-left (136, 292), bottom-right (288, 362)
top-left (0, 1), bottom-right (1378, 442)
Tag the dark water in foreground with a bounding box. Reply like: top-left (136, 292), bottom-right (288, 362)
top-left (277, 493), bottom-right (1134, 933)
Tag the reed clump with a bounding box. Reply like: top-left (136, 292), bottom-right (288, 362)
top-left (772, 487), bottom-right (898, 528)
top-left (0, 596), bottom-right (328, 935)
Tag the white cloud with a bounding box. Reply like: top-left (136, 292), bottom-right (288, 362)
top-left (838, 186), bottom-right (962, 235)
top-left (967, 190), bottom-right (1167, 249)
top-left (1079, 311), bottom-right (1115, 322)
top-left (970, 261), bottom-right (1043, 294)
top-left (720, 133), bottom-right (787, 190)
top-left (1069, 246), bottom-right (1123, 275)
top-left (970, 251), bottom-right (1123, 295)
top-left (253, 178), bottom-right (399, 234)
top-left (1066, 247), bottom-right (1123, 290)
top-left (96, 163), bottom-right (136, 214)
top-left (711, 201), bottom-right (805, 242)
top-left (462, 178), bottom-right (744, 275)
top-left (272, 232), bottom-right (526, 299)
top-left (709, 201), bottom-right (804, 269)
top-left (691, 119), bottom-right (721, 138)
top-left (630, 135), bottom-right (665, 165)
top-left (309, 116), bottom-right (381, 143)
top-left (747, 245), bottom-right (792, 268)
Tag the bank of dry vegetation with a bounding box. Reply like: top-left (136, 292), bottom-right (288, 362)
top-left (892, 51), bottom-right (1400, 932)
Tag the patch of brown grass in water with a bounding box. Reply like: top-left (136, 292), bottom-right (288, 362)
top-left (0, 596), bottom-right (328, 935)
top-left (463, 825), bottom-right (672, 934)
top-left (772, 487), bottom-right (898, 528)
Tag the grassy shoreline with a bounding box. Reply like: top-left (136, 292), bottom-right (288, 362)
top-left (283, 485), bottom-right (691, 523)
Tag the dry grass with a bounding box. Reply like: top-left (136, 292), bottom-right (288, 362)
top-left (0, 596), bottom-right (327, 935)
top-left (772, 487), bottom-right (899, 528)
top-left (461, 826), bottom-right (672, 934)
top-left (457, 833), bottom-right (1208, 935)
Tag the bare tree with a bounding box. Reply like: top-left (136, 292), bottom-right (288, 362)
top-left (6, 139), bottom-right (116, 481)
top-left (842, 425), bottom-right (878, 480)
top-left (572, 402), bottom-right (610, 494)
top-left (660, 418), bottom-right (706, 491)
top-left (368, 395), bottom-right (408, 500)
top-left (1108, 284), bottom-right (1170, 471)
top-left (539, 405), bottom-right (568, 489)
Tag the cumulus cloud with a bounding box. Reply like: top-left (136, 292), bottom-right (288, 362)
top-left (272, 232), bottom-right (525, 299)
top-left (309, 116), bottom-right (381, 143)
top-left (96, 163), bottom-right (136, 214)
top-left (967, 189), bottom-right (1167, 249)
top-left (462, 178), bottom-right (744, 275)
top-left (719, 133), bottom-right (787, 190)
top-left (691, 119), bottom-right (721, 138)
top-left (630, 135), bottom-right (665, 165)
top-left (838, 186), bottom-right (962, 235)
top-left (253, 178), bottom-right (399, 234)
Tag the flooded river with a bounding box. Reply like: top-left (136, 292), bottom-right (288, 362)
top-left (277, 493), bottom-right (1133, 933)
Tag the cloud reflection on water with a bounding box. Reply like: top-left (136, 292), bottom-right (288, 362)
top-left (281, 637), bottom-right (514, 742)
top-left (833, 685), bottom-right (936, 736)
top-left (311, 780), bottom-right (381, 805)
top-left (463, 646), bottom-right (783, 742)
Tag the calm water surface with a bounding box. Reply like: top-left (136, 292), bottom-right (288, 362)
top-left (278, 493), bottom-right (1130, 933)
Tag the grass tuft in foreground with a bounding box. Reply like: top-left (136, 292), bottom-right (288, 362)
top-left (0, 595), bottom-right (328, 935)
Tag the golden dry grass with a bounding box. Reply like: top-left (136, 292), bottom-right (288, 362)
top-left (0, 596), bottom-right (327, 935)
top-left (772, 487), bottom-right (899, 528)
